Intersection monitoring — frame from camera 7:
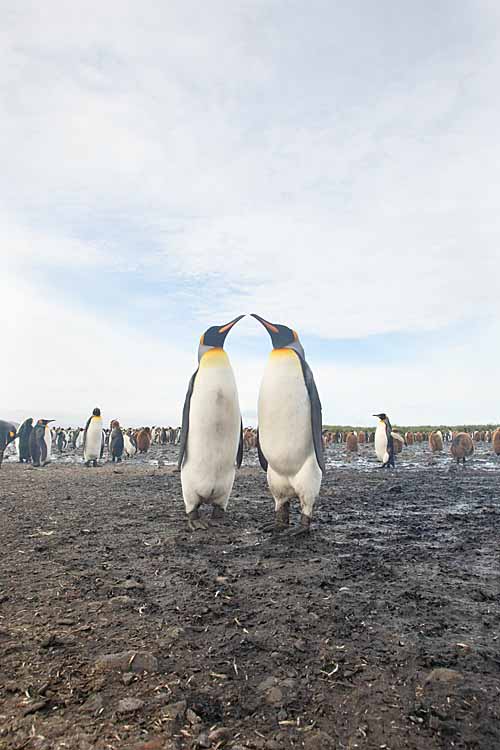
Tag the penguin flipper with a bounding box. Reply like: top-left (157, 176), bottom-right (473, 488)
top-left (256, 429), bottom-right (268, 472)
top-left (236, 419), bottom-right (243, 469)
top-left (298, 356), bottom-right (325, 472)
top-left (177, 368), bottom-right (198, 470)
top-left (83, 415), bottom-right (92, 449)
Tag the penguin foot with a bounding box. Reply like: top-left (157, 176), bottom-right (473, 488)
top-left (187, 510), bottom-right (208, 531)
top-left (210, 506), bottom-right (226, 525)
top-left (261, 503), bottom-right (290, 533)
top-left (282, 514), bottom-right (311, 538)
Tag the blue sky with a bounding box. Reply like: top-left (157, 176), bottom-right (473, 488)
top-left (2, 1), bottom-right (500, 426)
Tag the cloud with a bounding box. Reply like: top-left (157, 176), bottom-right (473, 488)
top-left (2, 1), bottom-right (500, 423)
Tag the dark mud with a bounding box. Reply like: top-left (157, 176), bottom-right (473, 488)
top-left (1, 446), bottom-right (499, 750)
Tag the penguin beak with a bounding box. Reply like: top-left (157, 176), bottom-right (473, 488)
top-left (218, 314), bottom-right (245, 335)
top-left (251, 313), bottom-right (279, 334)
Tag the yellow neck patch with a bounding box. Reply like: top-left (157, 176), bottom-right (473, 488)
top-left (200, 348), bottom-right (228, 367)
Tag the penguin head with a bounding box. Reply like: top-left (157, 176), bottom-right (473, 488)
top-left (373, 413), bottom-right (388, 421)
top-left (198, 315), bottom-right (245, 361)
top-left (92, 407), bottom-right (101, 417)
top-left (38, 419), bottom-right (54, 426)
top-left (251, 314), bottom-right (305, 357)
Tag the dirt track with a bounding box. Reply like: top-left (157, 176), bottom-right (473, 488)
top-left (1, 445), bottom-right (499, 750)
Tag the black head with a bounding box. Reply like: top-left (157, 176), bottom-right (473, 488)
top-left (373, 413), bottom-right (388, 421)
top-left (200, 315), bottom-right (245, 349)
top-left (92, 407), bottom-right (101, 417)
top-left (38, 419), bottom-right (55, 426)
top-left (251, 314), bottom-right (299, 349)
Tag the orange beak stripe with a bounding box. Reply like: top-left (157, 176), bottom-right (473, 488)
top-left (218, 321), bottom-right (236, 334)
top-left (263, 320), bottom-right (279, 333)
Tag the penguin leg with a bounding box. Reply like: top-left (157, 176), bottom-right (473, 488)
top-left (282, 459), bottom-right (321, 536)
top-left (93, 459), bottom-right (98, 467)
top-left (187, 508), bottom-right (208, 531)
top-left (261, 501), bottom-right (290, 532)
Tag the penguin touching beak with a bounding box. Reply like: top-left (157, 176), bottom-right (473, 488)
top-left (198, 315), bottom-right (245, 361)
top-left (251, 313), bottom-right (324, 536)
top-left (251, 314), bottom-right (305, 358)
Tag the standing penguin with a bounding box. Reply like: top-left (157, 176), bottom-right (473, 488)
top-left (179, 315), bottom-right (244, 530)
top-left (373, 413), bottom-right (395, 468)
top-left (251, 314), bottom-right (324, 535)
top-left (0, 420), bottom-right (17, 468)
top-left (83, 408), bottom-right (103, 467)
top-left (109, 420), bottom-right (124, 462)
top-left (29, 419), bottom-right (54, 467)
top-left (17, 418), bottom-right (33, 463)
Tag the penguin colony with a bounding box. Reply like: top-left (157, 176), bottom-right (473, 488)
top-left (2, 314), bottom-right (499, 531)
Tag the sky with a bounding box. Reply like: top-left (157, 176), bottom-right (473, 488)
top-left (2, 1), bottom-right (500, 427)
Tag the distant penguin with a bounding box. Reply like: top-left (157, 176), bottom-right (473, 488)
top-left (110, 420), bottom-right (124, 462)
top-left (56, 429), bottom-right (66, 453)
top-left (179, 315), bottom-right (244, 530)
top-left (123, 432), bottom-right (136, 458)
top-left (29, 419), bottom-right (54, 467)
top-left (451, 432), bottom-right (474, 466)
top-left (251, 314), bottom-right (324, 535)
top-left (492, 428), bottom-right (500, 456)
top-left (373, 413), bottom-right (395, 468)
top-left (0, 420), bottom-right (17, 468)
top-left (83, 408), bottom-right (103, 467)
top-left (17, 418), bottom-right (33, 463)
top-left (136, 428), bottom-right (151, 453)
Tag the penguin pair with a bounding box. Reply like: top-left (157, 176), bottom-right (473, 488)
top-left (178, 314), bottom-right (324, 534)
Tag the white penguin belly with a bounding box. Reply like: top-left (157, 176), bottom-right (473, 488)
top-left (44, 426), bottom-right (52, 462)
top-left (182, 354), bottom-right (240, 498)
top-left (258, 350), bottom-right (315, 477)
top-left (374, 424), bottom-right (388, 462)
top-left (84, 418), bottom-right (103, 460)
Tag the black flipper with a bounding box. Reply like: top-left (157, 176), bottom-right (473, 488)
top-left (296, 354), bottom-right (325, 472)
top-left (83, 416), bottom-right (92, 450)
top-left (177, 368), bottom-right (198, 470)
top-left (40, 430), bottom-right (48, 464)
top-left (236, 419), bottom-right (243, 468)
top-left (386, 421), bottom-right (395, 468)
top-left (256, 429), bottom-right (268, 472)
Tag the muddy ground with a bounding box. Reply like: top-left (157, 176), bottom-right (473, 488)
top-left (1, 443), bottom-right (499, 750)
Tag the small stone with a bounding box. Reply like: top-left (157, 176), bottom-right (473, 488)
top-left (186, 707), bottom-right (202, 724)
top-left (131, 739), bottom-right (166, 750)
top-left (163, 625), bottom-right (184, 641)
top-left (208, 727), bottom-right (231, 744)
top-left (277, 709), bottom-right (287, 721)
top-left (81, 693), bottom-right (104, 716)
top-left (117, 697), bottom-right (144, 714)
top-left (109, 595), bottom-right (134, 609)
top-left (425, 668), bottom-right (463, 685)
top-left (257, 676), bottom-right (277, 692)
top-left (265, 686), bottom-right (283, 706)
top-left (163, 700), bottom-right (187, 720)
top-left (303, 731), bottom-right (336, 750)
top-left (95, 650), bottom-right (159, 673)
top-left (117, 579), bottom-right (145, 590)
top-left (122, 673), bottom-right (135, 685)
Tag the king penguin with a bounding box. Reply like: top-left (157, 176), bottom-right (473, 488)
top-left (252, 314), bottom-right (325, 535)
top-left (373, 413), bottom-right (395, 468)
top-left (29, 419), bottom-right (54, 467)
top-left (83, 407), bottom-right (103, 467)
top-left (178, 315), bottom-right (244, 530)
top-left (17, 418), bottom-right (33, 463)
top-left (0, 420), bottom-right (17, 469)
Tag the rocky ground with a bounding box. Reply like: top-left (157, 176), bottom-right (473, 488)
top-left (0, 443), bottom-right (499, 750)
